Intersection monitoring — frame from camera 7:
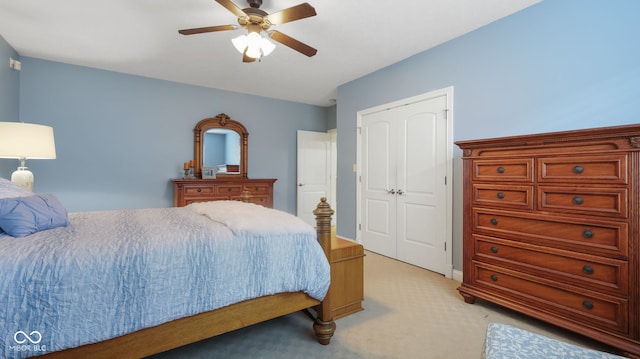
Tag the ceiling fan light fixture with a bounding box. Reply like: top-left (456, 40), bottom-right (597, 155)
top-left (231, 32), bottom-right (276, 59)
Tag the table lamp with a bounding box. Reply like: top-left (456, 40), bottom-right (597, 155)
top-left (0, 122), bottom-right (57, 191)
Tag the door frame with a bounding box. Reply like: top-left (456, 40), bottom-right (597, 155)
top-left (356, 86), bottom-right (454, 278)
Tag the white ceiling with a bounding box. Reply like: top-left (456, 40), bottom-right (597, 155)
top-left (0, 0), bottom-right (540, 107)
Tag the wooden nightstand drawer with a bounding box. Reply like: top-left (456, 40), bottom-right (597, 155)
top-left (538, 155), bottom-right (627, 184)
top-left (538, 186), bottom-right (627, 218)
top-left (472, 184), bottom-right (533, 210)
top-left (472, 159), bottom-right (533, 182)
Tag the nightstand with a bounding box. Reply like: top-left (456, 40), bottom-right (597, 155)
top-left (330, 235), bottom-right (364, 319)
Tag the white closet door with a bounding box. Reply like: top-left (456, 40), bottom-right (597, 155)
top-left (360, 94), bottom-right (448, 274)
top-left (395, 96), bottom-right (448, 273)
top-left (360, 112), bottom-right (397, 257)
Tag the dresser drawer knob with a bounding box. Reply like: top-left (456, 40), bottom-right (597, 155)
top-left (490, 274), bottom-right (498, 282)
top-left (490, 246), bottom-right (499, 254)
top-left (582, 229), bottom-right (594, 239)
top-left (573, 165), bottom-right (584, 174)
top-left (497, 166), bottom-right (505, 174)
top-left (496, 192), bottom-right (505, 199)
top-left (490, 218), bottom-right (499, 225)
top-left (582, 265), bottom-right (594, 275)
top-left (582, 301), bottom-right (594, 310)
top-left (572, 196), bottom-right (584, 205)
top-left (197, 188), bottom-right (202, 192)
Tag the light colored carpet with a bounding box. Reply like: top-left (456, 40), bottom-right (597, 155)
top-left (148, 251), bottom-right (621, 359)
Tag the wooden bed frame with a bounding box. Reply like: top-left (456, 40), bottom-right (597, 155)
top-left (39, 197), bottom-right (335, 358)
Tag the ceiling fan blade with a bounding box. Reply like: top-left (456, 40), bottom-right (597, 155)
top-left (215, 0), bottom-right (248, 18)
top-left (266, 3), bottom-right (316, 25)
top-left (178, 25), bottom-right (238, 35)
top-left (269, 30), bottom-right (317, 57)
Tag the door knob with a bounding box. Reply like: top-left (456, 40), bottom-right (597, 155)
top-left (397, 189), bottom-right (404, 195)
top-left (388, 189), bottom-right (396, 194)
top-left (298, 183), bottom-right (304, 187)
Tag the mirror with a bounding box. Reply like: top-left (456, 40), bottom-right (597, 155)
top-left (194, 113), bottom-right (248, 178)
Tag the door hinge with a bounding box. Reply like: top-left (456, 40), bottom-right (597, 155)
top-left (444, 242), bottom-right (447, 251)
top-left (444, 176), bottom-right (447, 185)
top-left (359, 223), bottom-right (362, 231)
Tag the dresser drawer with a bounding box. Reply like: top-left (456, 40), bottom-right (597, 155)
top-left (474, 264), bottom-right (629, 334)
top-left (184, 186), bottom-right (214, 195)
top-left (472, 184), bottom-right (533, 210)
top-left (243, 184), bottom-right (270, 194)
top-left (474, 235), bottom-right (628, 296)
top-left (216, 184), bottom-right (243, 195)
top-left (472, 159), bottom-right (533, 182)
top-left (537, 154), bottom-right (628, 184)
top-left (473, 209), bottom-right (628, 258)
top-left (538, 186), bottom-right (627, 218)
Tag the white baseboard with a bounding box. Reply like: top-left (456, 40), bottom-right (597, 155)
top-left (452, 269), bottom-right (463, 282)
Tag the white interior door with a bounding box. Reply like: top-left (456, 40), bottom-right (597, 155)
top-left (297, 130), bottom-right (331, 226)
top-left (395, 96), bottom-right (448, 274)
top-left (359, 90), bottom-right (451, 275)
top-left (360, 112), bottom-right (397, 256)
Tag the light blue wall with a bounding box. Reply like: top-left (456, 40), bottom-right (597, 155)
top-left (336, 0), bottom-right (640, 269)
top-left (0, 35), bottom-right (20, 175)
top-left (14, 58), bottom-right (328, 213)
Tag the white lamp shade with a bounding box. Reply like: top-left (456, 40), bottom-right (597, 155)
top-left (0, 122), bottom-right (57, 159)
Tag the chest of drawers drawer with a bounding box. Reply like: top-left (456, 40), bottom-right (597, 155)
top-left (474, 235), bottom-right (628, 296)
top-left (473, 208), bottom-right (628, 258)
top-left (538, 186), bottom-right (627, 218)
top-left (472, 158), bottom-right (533, 182)
top-left (537, 154), bottom-right (628, 184)
top-left (473, 263), bottom-right (629, 335)
top-left (472, 184), bottom-right (533, 209)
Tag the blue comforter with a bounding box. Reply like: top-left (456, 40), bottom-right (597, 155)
top-left (0, 202), bottom-right (330, 358)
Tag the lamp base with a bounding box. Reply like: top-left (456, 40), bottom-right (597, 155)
top-left (11, 167), bottom-right (34, 191)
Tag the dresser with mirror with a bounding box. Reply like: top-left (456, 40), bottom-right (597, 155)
top-left (172, 113), bottom-right (276, 208)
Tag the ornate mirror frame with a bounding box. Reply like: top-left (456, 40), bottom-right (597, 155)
top-left (194, 113), bottom-right (248, 179)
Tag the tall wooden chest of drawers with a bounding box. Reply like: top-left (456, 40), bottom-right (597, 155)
top-left (172, 178), bottom-right (276, 208)
top-left (456, 125), bottom-right (640, 358)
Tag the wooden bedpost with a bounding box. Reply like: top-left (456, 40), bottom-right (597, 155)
top-left (312, 197), bottom-right (336, 345)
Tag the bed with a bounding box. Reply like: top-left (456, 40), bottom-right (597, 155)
top-left (0, 178), bottom-right (335, 358)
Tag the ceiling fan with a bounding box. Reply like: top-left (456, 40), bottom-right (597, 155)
top-left (179, 0), bottom-right (317, 63)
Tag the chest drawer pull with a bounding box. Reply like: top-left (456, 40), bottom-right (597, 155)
top-left (496, 192), bottom-right (505, 199)
top-left (573, 165), bottom-right (584, 174)
top-left (490, 218), bottom-right (498, 225)
top-left (490, 246), bottom-right (499, 253)
top-left (572, 196), bottom-right (584, 205)
top-left (583, 229), bottom-right (594, 239)
top-left (582, 265), bottom-right (594, 275)
top-left (497, 166), bottom-right (505, 173)
top-left (582, 300), bottom-right (594, 310)
top-left (490, 274), bottom-right (498, 282)
top-left (197, 188), bottom-right (202, 192)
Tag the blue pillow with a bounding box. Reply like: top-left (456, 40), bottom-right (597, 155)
top-left (0, 194), bottom-right (69, 237)
top-left (0, 177), bottom-right (33, 199)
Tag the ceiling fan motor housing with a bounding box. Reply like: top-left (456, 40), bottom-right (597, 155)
top-left (247, 0), bottom-right (263, 8)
